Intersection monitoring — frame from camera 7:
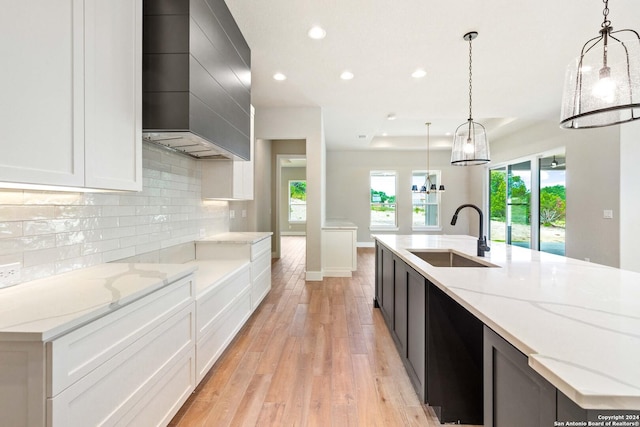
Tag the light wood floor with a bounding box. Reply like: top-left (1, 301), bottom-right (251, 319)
top-left (169, 236), bottom-right (475, 426)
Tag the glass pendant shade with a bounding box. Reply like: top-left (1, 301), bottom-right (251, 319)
top-left (451, 31), bottom-right (490, 166)
top-left (560, 9), bottom-right (640, 128)
top-left (451, 119), bottom-right (490, 165)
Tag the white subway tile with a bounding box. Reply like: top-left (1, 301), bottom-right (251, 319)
top-left (0, 222), bottom-right (23, 239)
top-left (0, 190), bottom-right (24, 204)
top-left (102, 247), bottom-right (136, 263)
top-left (55, 253), bottom-right (102, 275)
top-left (56, 231), bottom-right (86, 247)
top-left (82, 238), bottom-right (120, 255)
top-left (83, 193), bottom-right (121, 206)
top-left (24, 191), bottom-right (82, 205)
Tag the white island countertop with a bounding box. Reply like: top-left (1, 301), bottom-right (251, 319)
top-left (373, 234), bottom-right (640, 410)
top-left (0, 263), bottom-right (196, 342)
top-left (322, 220), bottom-right (357, 230)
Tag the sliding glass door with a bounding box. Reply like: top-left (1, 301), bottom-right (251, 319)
top-left (490, 162), bottom-right (531, 248)
top-left (539, 155), bottom-right (566, 255)
top-left (490, 154), bottom-right (565, 255)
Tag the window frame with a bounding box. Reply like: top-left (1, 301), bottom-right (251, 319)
top-left (288, 179), bottom-right (307, 223)
top-left (411, 170), bottom-right (442, 231)
top-left (369, 170), bottom-right (398, 231)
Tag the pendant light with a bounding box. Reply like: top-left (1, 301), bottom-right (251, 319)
top-left (451, 32), bottom-right (490, 166)
top-left (412, 123), bottom-right (445, 193)
top-left (560, 0), bottom-right (640, 129)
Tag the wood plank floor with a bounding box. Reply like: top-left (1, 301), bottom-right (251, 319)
top-left (169, 236), bottom-right (478, 426)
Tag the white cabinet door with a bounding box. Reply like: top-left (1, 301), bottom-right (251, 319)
top-left (84, 0), bottom-right (142, 191)
top-left (0, 0), bottom-right (141, 192)
top-left (0, 0), bottom-right (85, 187)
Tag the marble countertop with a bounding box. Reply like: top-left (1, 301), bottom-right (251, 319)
top-left (373, 234), bottom-right (640, 410)
top-left (185, 259), bottom-right (250, 296)
top-left (0, 263), bottom-right (196, 342)
top-left (197, 232), bottom-right (272, 244)
top-left (322, 220), bottom-right (357, 229)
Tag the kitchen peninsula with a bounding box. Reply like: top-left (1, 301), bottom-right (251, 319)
top-left (374, 234), bottom-right (640, 426)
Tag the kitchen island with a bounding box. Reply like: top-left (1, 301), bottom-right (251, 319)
top-left (374, 234), bottom-right (640, 426)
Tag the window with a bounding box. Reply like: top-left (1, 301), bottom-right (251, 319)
top-left (288, 180), bottom-right (306, 222)
top-left (411, 171), bottom-right (441, 229)
top-left (370, 171), bottom-right (397, 229)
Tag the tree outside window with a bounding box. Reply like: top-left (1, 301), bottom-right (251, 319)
top-left (370, 171), bottom-right (397, 228)
top-left (289, 180), bottom-right (306, 222)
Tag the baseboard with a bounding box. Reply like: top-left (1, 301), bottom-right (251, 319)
top-left (322, 270), bottom-right (353, 278)
top-left (305, 271), bottom-right (323, 281)
top-left (357, 241), bottom-right (375, 248)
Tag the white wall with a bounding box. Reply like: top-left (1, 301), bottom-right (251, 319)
top-left (0, 142), bottom-right (229, 285)
top-left (326, 149), bottom-right (474, 244)
top-left (250, 138), bottom-right (272, 234)
top-left (619, 120), bottom-right (640, 272)
top-left (254, 107), bottom-right (325, 280)
top-left (478, 120), bottom-right (621, 267)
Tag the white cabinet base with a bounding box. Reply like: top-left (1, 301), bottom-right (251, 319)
top-left (322, 227), bottom-right (357, 277)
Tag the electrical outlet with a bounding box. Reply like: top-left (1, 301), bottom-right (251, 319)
top-left (242, 209), bottom-right (247, 218)
top-left (0, 262), bottom-right (22, 288)
top-left (230, 210), bottom-right (235, 219)
top-left (199, 228), bottom-right (206, 238)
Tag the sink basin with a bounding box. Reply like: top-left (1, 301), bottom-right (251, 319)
top-left (408, 250), bottom-right (499, 268)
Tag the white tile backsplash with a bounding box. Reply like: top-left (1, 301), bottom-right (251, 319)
top-left (0, 143), bottom-right (229, 285)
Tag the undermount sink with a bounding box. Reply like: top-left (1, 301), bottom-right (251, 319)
top-left (408, 249), bottom-right (499, 268)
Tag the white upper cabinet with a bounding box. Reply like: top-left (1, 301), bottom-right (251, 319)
top-left (0, 0), bottom-right (142, 191)
top-left (201, 106), bottom-right (254, 200)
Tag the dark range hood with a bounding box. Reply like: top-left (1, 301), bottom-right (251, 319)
top-left (143, 0), bottom-right (251, 160)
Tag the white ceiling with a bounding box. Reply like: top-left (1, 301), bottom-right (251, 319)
top-left (225, 0), bottom-right (640, 151)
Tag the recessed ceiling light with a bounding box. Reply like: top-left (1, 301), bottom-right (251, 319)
top-left (308, 26), bottom-right (326, 40)
top-left (382, 132), bottom-right (388, 136)
top-left (273, 73), bottom-right (287, 81)
top-left (412, 69), bottom-right (427, 78)
top-left (340, 71), bottom-right (354, 80)
top-left (387, 113), bottom-right (397, 121)
top-left (445, 132), bottom-right (452, 136)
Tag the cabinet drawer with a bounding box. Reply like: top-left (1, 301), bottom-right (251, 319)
top-left (196, 265), bottom-right (250, 338)
top-left (48, 303), bottom-right (195, 427)
top-left (250, 238), bottom-right (271, 260)
top-left (252, 267), bottom-right (271, 309)
top-left (251, 250), bottom-right (271, 280)
top-left (115, 349), bottom-right (195, 427)
top-left (48, 274), bottom-right (194, 397)
top-left (197, 287), bottom-right (251, 383)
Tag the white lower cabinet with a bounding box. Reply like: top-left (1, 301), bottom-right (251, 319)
top-left (195, 235), bottom-right (272, 311)
top-left (195, 264), bottom-right (252, 383)
top-left (0, 273), bottom-right (196, 427)
top-left (48, 304), bottom-right (195, 426)
top-left (322, 226), bottom-right (357, 277)
top-left (250, 238), bottom-right (272, 309)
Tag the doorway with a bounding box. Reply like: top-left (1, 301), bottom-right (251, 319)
top-left (275, 155), bottom-right (306, 258)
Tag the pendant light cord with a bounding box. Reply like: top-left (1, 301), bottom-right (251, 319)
top-left (601, 0), bottom-right (610, 28)
top-left (468, 36), bottom-right (473, 121)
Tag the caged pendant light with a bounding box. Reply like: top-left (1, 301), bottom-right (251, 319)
top-left (451, 32), bottom-right (490, 166)
top-left (560, 0), bottom-right (640, 129)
